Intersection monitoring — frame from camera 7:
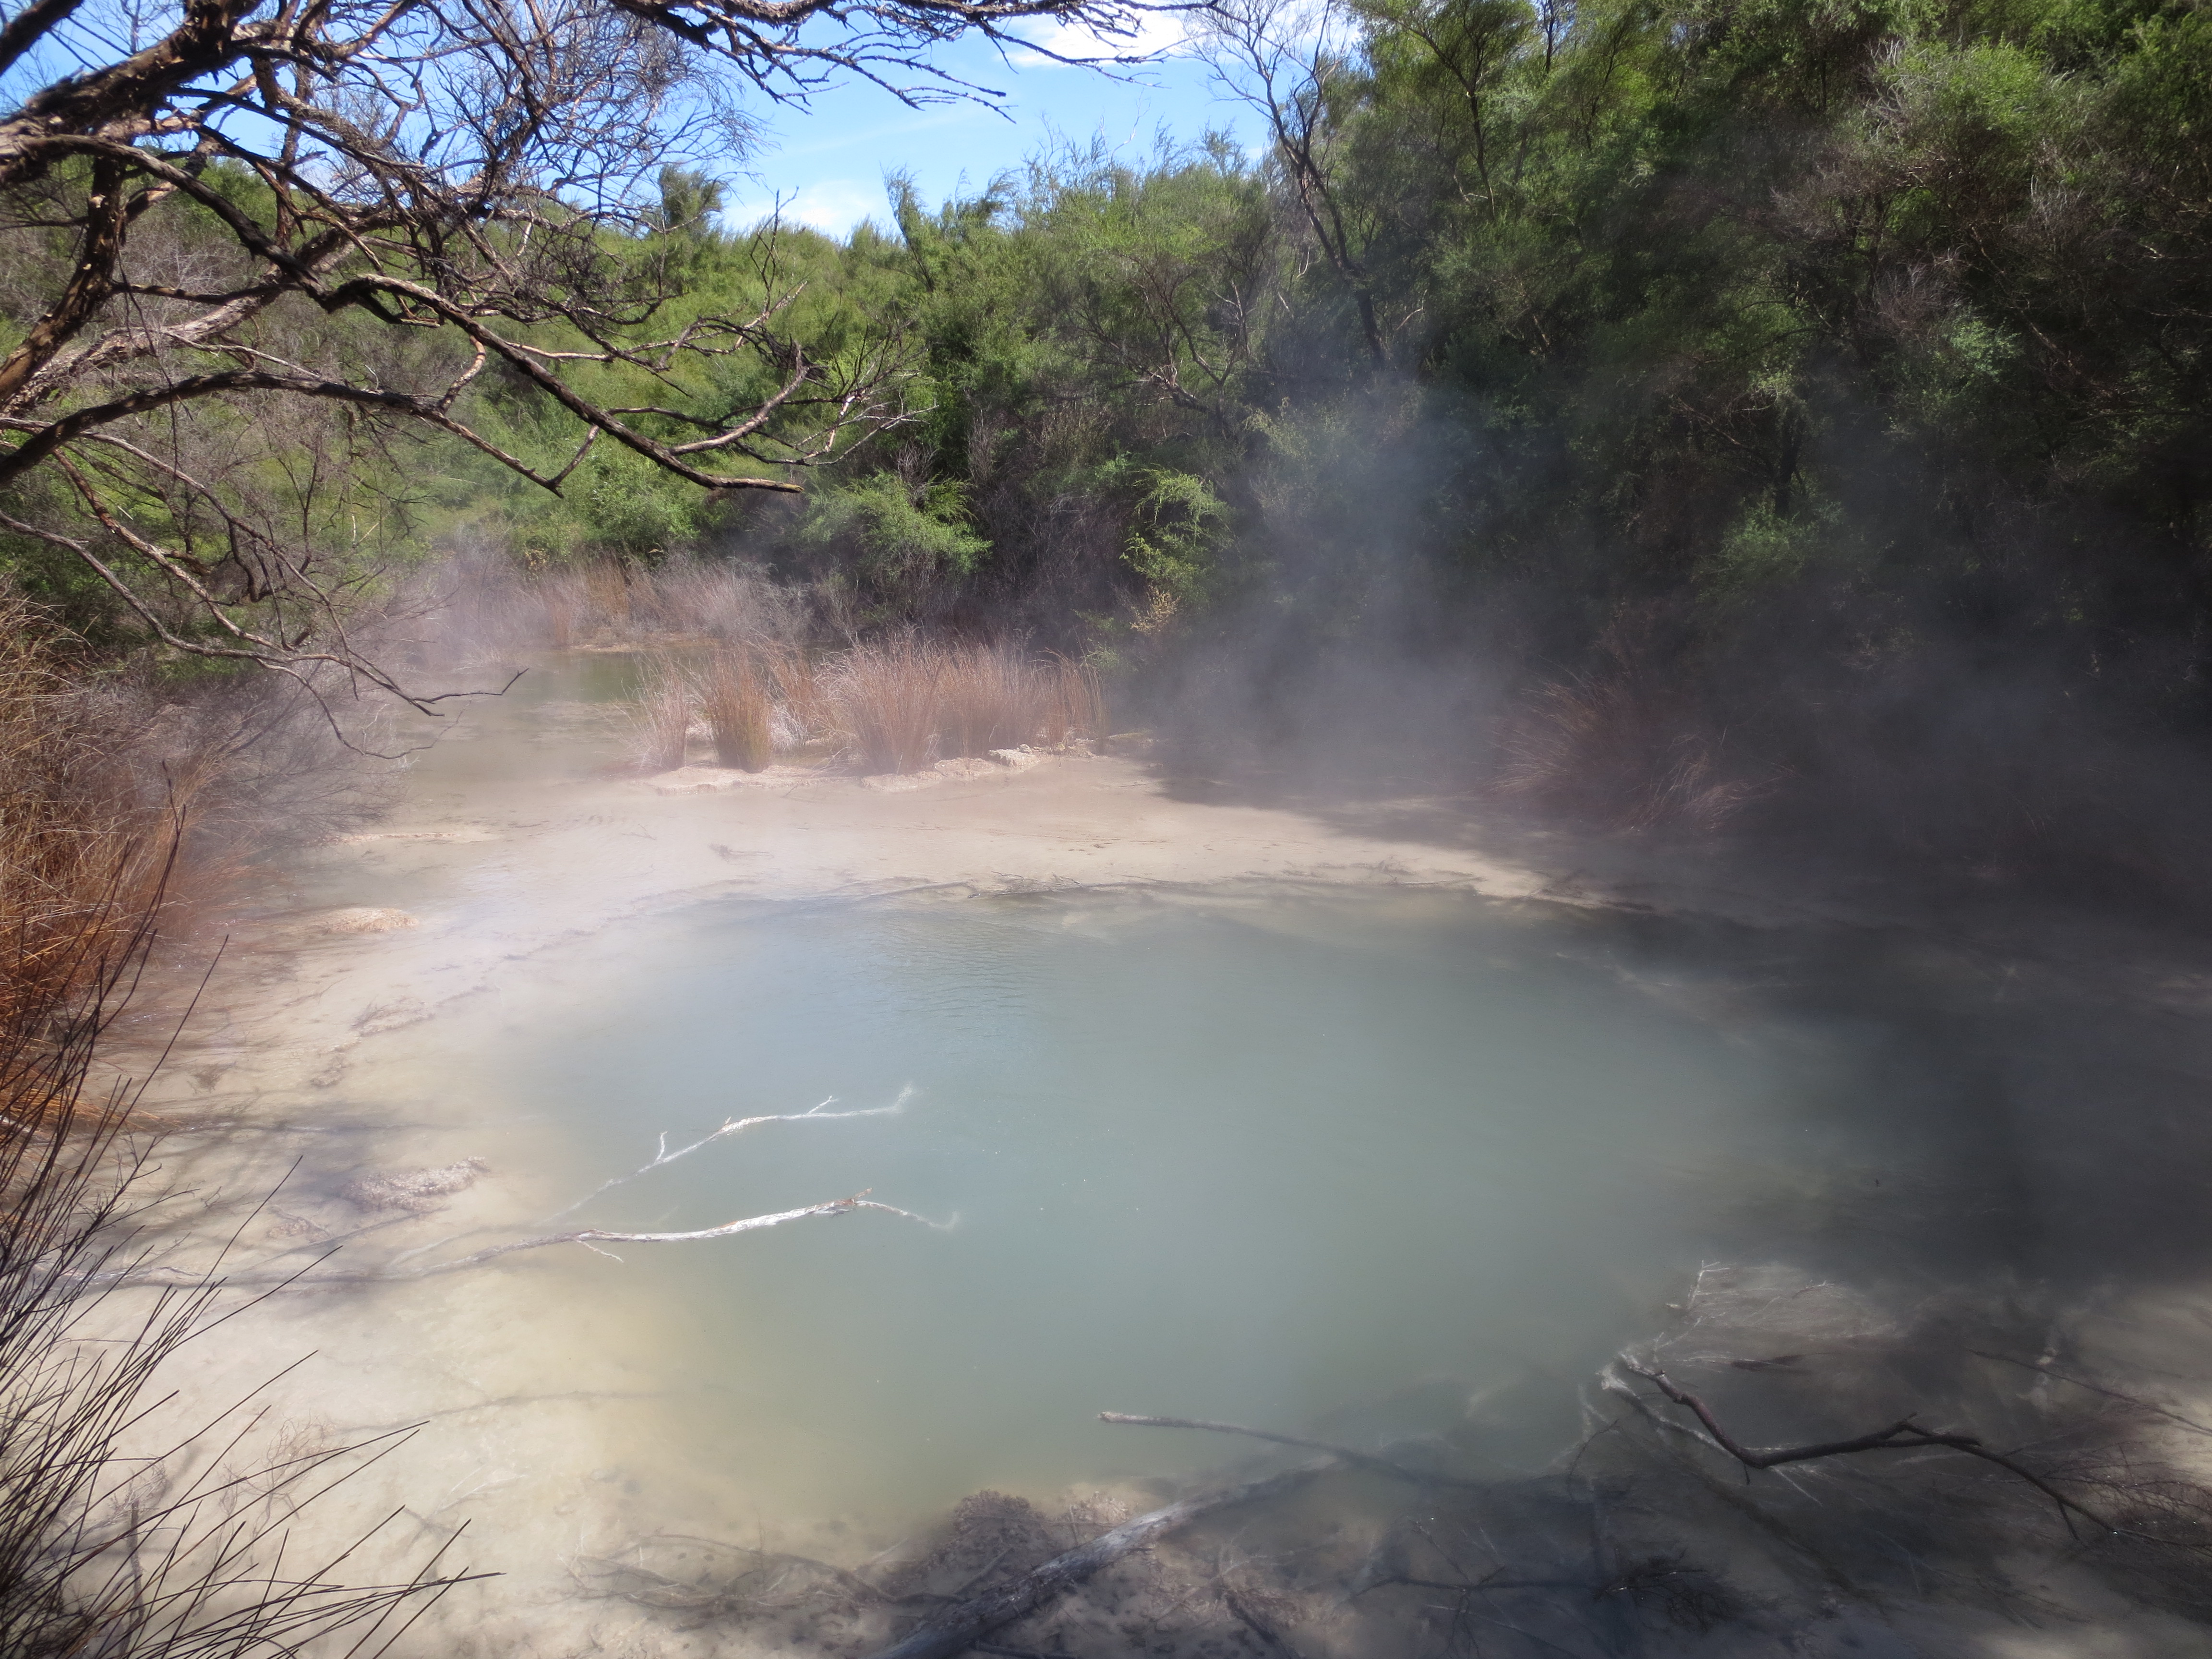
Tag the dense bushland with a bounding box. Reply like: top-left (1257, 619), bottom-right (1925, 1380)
top-left (8, 0), bottom-right (2212, 886)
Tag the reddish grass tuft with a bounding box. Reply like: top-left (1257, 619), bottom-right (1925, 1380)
top-left (700, 649), bottom-right (773, 771)
top-left (828, 636), bottom-right (943, 774)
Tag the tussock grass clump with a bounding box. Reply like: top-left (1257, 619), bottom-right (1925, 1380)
top-left (824, 637), bottom-right (1108, 774)
top-left (701, 650), bottom-right (773, 772)
top-left (0, 598), bottom-right (154, 1041)
top-left (584, 561), bottom-right (632, 631)
top-left (828, 636), bottom-right (943, 775)
top-left (0, 899), bottom-right (470, 1655)
top-left (0, 589), bottom-right (389, 1083)
top-left (626, 656), bottom-right (695, 772)
top-left (937, 645), bottom-right (1044, 759)
top-left (766, 648), bottom-right (833, 752)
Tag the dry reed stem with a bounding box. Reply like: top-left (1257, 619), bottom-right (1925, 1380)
top-left (584, 562), bottom-right (631, 630)
top-left (0, 883), bottom-right (477, 1652)
top-left (1497, 670), bottom-right (1755, 834)
top-left (766, 648), bottom-right (834, 749)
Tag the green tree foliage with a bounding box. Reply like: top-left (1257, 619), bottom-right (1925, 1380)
top-left (21, 0), bottom-right (2204, 825)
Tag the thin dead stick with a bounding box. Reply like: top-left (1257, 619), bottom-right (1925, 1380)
top-left (540, 1086), bottom-right (915, 1224)
top-left (1099, 1413), bottom-right (1486, 1490)
top-left (1616, 1357), bottom-right (2111, 1536)
top-left (110, 1193), bottom-right (946, 1287)
top-left (361, 1191), bottom-right (947, 1277)
top-left (864, 1463), bottom-right (1330, 1659)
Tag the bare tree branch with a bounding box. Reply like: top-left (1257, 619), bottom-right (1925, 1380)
top-left (1612, 1356), bottom-right (2114, 1538)
top-left (0, 0), bottom-right (1177, 695)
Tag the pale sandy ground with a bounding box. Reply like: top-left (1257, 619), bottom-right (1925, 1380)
top-left (103, 709), bottom-right (2212, 1659)
top-left (170, 745), bottom-right (1573, 1098)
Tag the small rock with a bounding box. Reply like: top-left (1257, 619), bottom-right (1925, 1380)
top-left (319, 907), bottom-right (418, 934)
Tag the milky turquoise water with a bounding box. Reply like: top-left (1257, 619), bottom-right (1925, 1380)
top-left (311, 873), bottom-right (2122, 1519)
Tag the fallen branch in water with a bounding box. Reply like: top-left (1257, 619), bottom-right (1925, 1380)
top-left (540, 1087), bottom-right (915, 1224)
top-left (1614, 1356), bottom-right (2111, 1537)
top-left (1098, 1412), bottom-right (1486, 1489)
top-left (98, 1192), bottom-right (945, 1288)
top-left (864, 1463), bottom-right (1331, 1659)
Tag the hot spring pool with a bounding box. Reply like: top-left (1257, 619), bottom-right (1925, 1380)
top-left (308, 880), bottom-right (2152, 1523)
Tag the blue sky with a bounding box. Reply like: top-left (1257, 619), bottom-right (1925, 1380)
top-left (719, 20), bottom-right (1254, 237)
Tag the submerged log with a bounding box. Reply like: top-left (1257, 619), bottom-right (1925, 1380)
top-left (864, 1463), bottom-right (1330, 1659)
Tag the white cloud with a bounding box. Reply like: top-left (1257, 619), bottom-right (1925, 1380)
top-left (729, 179), bottom-right (888, 237)
top-left (1006, 10), bottom-right (1194, 68)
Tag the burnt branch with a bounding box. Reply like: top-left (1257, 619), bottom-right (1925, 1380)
top-left (1615, 1355), bottom-right (2114, 1538)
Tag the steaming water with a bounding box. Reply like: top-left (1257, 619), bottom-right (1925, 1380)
top-left (310, 885), bottom-right (2173, 1524)
top-left (262, 665), bottom-right (2212, 1546)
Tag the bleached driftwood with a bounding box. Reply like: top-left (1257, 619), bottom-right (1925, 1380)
top-left (541, 1087), bottom-right (914, 1224)
top-left (390, 1190), bottom-right (943, 1275)
top-left (101, 1192), bottom-right (943, 1289)
top-left (865, 1463), bottom-right (1330, 1659)
top-left (97, 1088), bottom-right (940, 1291)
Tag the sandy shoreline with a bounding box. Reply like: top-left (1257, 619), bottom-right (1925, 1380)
top-left (170, 745), bottom-right (1584, 1100)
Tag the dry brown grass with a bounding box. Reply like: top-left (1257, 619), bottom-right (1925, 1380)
top-left (471, 557), bottom-right (804, 657)
top-left (937, 645), bottom-right (1045, 759)
top-left (1040, 653), bottom-right (1106, 749)
top-left (584, 561), bottom-right (631, 631)
top-left (0, 593), bottom-right (392, 1091)
top-left (765, 648), bottom-right (833, 751)
top-left (625, 655), bottom-right (695, 772)
top-left (828, 635), bottom-right (943, 774)
top-left (0, 597), bottom-right (178, 1054)
top-left (823, 638), bottom-right (1108, 774)
top-left (700, 649), bottom-right (773, 772)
